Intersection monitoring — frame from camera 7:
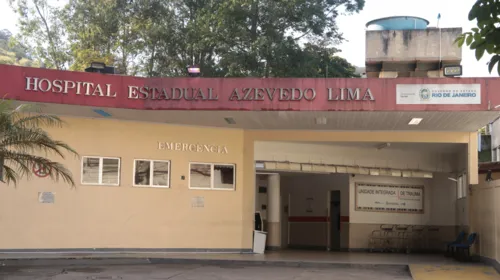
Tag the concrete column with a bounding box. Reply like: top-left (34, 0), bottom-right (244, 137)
top-left (468, 132), bottom-right (478, 185)
top-left (266, 174), bottom-right (281, 249)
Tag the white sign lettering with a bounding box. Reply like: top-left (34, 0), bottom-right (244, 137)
top-left (24, 77), bottom-right (375, 102)
top-left (355, 183), bottom-right (424, 213)
top-left (25, 77), bottom-right (117, 97)
top-left (158, 142), bottom-right (228, 154)
top-left (396, 84), bottom-right (481, 105)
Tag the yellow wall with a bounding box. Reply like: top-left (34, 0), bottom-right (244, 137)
top-left (0, 116), bottom-right (478, 251)
top-left (0, 117), bottom-right (248, 250)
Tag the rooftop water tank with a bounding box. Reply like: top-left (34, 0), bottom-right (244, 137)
top-left (366, 16), bottom-right (429, 31)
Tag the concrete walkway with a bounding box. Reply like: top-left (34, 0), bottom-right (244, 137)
top-left (1, 264), bottom-right (414, 280)
top-left (0, 250), bottom-right (458, 267)
top-left (1, 251), bottom-right (498, 279)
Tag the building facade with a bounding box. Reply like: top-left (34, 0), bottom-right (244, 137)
top-left (365, 16), bottom-right (462, 78)
top-left (0, 64), bottom-right (498, 254)
top-left (1, 16), bottom-right (500, 266)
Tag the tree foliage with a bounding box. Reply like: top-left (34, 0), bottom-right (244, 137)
top-left (0, 29), bottom-right (39, 67)
top-left (456, 0), bottom-right (500, 75)
top-left (0, 102), bottom-right (77, 186)
top-left (8, 0), bottom-right (364, 78)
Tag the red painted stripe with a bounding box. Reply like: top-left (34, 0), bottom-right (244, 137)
top-left (289, 216), bottom-right (328, 222)
top-left (288, 216), bottom-right (349, 223)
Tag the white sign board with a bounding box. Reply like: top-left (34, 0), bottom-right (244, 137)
top-left (191, 196), bottom-right (205, 208)
top-left (396, 84), bottom-right (481, 105)
top-left (38, 192), bottom-right (55, 204)
top-left (355, 183), bottom-right (424, 213)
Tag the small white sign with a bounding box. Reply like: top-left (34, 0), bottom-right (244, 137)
top-left (355, 183), bottom-right (423, 213)
top-left (396, 84), bottom-right (481, 105)
top-left (38, 192), bottom-right (55, 204)
top-left (191, 196), bottom-right (205, 208)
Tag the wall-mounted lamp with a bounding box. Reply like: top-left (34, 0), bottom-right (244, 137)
top-left (85, 62), bottom-right (115, 74)
top-left (187, 65), bottom-right (201, 77)
top-left (443, 65), bottom-right (462, 77)
top-left (255, 162), bottom-right (265, 169)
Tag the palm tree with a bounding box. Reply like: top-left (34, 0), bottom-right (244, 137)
top-left (0, 101), bottom-right (78, 186)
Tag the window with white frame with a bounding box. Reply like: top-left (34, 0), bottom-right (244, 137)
top-left (189, 162), bottom-right (235, 190)
top-left (81, 156), bottom-right (120, 185)
top-left (133, 159), bottom-right (170, 187)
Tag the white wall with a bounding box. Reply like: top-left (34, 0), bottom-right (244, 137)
top-left (255, 142), bottom-right (457, 173)
top-left (491, 119), bottom-right (500, 150)
top-left (350, 173), bottom-right (456, 226)
top-left (457, 198), bottom-right (468, 227)
top-left (470, 174), bottom-right (500, 261)
top-left (281, 174), bottom-right (349, 217)
top-left (255, 174), bottom-right (268, 220)
top-left (430, 173), bottom-right (458, 226)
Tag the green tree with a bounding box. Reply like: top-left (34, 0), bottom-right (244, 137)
top-left (0, 29), bottom-right (39, 67)
top-left (268, 43), bottom-right (359, 78)
top-left (456, 0), bottom-right (500, 75)
top-left (0, 102), bottom-right (77, 185)
top-left (212, 0), bottom-right (364, 77)
top-left (10, 0), bottom-right (363, 78)
top-left (61, 0), bottom-right (139, 74)
top-left (9, 0), bottom-right (70, 69)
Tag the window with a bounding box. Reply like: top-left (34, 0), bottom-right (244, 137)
top-left (82, 156), bottom-right (120, 186)
top-left (189, 162), bottom-right (235, 190)
top-left (133, 159), bottom-right (170, 188)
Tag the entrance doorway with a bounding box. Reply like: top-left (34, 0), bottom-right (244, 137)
top-left (329, 190), bottom-right (341, 251)
top-left (255, 172), bottom-right (349, 251)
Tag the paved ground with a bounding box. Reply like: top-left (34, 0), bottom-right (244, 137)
top-left (0, 264), bottom-right (412, 279)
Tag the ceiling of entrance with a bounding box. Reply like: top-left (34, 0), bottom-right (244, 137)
top-left (19, 102), bottom-right (499, 131)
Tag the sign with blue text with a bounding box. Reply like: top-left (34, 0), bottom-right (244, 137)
top-left (396, 84), bottom-right (481, 105)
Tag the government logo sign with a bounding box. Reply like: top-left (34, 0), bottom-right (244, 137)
top-left (396, 84), bottom-right (481, 105)
top-left (419, 88), bottom-right (431, 101)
